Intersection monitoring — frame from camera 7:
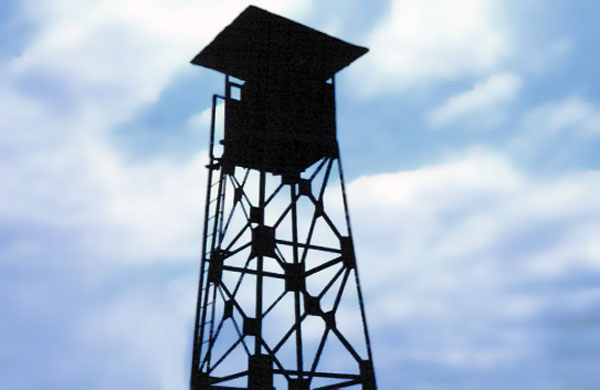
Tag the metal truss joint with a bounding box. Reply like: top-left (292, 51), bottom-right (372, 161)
top-left (251, 225), bottom-right (276, 258)
top-left (190, 370), bottom-right (212, 390)
top-left (323, 310), bottom-right (336, 329)
top-left (208, 249), bottom-right (230, 284)
top-left (288, 377), bottom-right (310, 390)
top-left (340, 236), bottom-right (356, 269)
top-left (243, 317), bottom-right (259, 336)
top-left (304, 293), bottom-right (322, 316)
top-left (284, 262), bottom-right (306, 292)
top-left (223, 300), bottom-right (234, 319)
top-left (298, 178), bottom-right (312, 197)
top-left (359, 359), bottom-right (376, 390)
top-left (250, 206), bottom-right (263, 224)
top-left (234, 187), bottom-right (243, 204)
top-left (248, 354), bottom-right (274, 390)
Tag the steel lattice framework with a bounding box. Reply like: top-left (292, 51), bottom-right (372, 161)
top-left (189, 6), bottom-right (376, 390)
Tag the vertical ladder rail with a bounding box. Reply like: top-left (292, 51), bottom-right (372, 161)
top-left (191, 92), bottom-right (226, 386)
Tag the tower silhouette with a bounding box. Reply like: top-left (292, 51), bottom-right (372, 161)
top-left (190, 6), bottom-right (376, 389)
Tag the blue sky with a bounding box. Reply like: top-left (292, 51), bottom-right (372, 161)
top-left (2, 0), bottom-right (600, 389)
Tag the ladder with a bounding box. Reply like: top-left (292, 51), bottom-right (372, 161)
top-left (193, 92), bottom-right (227, 374)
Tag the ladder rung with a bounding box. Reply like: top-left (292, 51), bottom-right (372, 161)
top-left (208, 212), bottom-right (224, 221)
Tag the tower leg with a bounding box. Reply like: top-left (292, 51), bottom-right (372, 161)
top-left (248, 354), bottom-right (274, 390)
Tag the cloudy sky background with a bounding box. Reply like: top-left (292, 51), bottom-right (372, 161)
top-left (2, 0), bottom-right (600, 388)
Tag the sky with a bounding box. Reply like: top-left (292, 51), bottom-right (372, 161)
top-left (1, 0), bottom-right (600, 389)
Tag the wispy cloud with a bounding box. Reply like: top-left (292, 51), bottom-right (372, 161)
top-left (1, 0), bottom-right (314, 265)
top-left (343, 148), bottom-right (600, 387)
top-left (428, 73), bottom-right (521, 127)
top-left (510, 95), bottom-right (600, 165)
top-left (353, 0), bottom-right (511, 94)
top-left (523, 95), bottom-right (600, 137)
top-left (8, 0), bottom-right (311, 121)
top-left (187, 102), bottom-right (224, 134)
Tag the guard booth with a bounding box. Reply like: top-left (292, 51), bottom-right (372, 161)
top-left (191, 5), bottom-right (367, 177)
top-left (222, 75), bottom-right (336, 176)
top-left (190, 6), bottom-right (376, 390)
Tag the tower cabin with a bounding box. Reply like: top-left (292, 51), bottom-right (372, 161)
top-left (191, 5), bottom-right (368, 177)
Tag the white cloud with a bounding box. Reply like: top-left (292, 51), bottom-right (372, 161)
top-left (187, 108), bottom-right (212, 131)
top-left (428, 73), bottom-right (521, 127)
top-left (1, 0), bottom-right (315, 265)
top-left (187, 102), bottom-right (224, 133)
top-left (353, 0), bottom-right (511, 94)
top-left (509, 95), bottom-right (600, 163)
top-left (337, 148), bottom-right (600, 370)
top-left (526, 36), bottom-right (572, 72)
top-left (523, 95), bottom-right (600, 136)
top-left (8, 0), bottom-right (312, 124)
top-left (346, 148), bottom-right (600, 290)
top-left (76, 276), bottom-right (197, 389)
top-left (5, 139), bottom-right (600, 387)
top-left (3, 1), bottom-right (600, 388)
top-left (0, 140), bottom-right (209, 264)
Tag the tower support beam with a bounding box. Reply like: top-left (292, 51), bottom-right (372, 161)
top-left (189, 6), bottom-right (376, 389)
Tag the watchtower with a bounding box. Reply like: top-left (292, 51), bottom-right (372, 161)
top-left (190, 6), bottom-right (376, 389)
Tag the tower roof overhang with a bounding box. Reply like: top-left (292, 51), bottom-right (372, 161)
top-left (191, 5), bottom-right (368, 81)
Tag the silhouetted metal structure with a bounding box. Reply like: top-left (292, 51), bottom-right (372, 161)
top-left (190, 6), bottom-right (375, 389)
